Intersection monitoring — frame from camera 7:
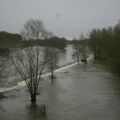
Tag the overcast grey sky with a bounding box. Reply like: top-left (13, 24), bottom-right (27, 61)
top-left (0, 0), bottom-right (120, 38)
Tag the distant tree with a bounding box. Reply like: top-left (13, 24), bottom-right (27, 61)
top-left (46, 47), bottom-right (58, 84)
top-left (89, 20), bottom-right (120, 72)
top-left (44, 31), bottom-right (54, 39)
top-left (72, 39), bottom-right (81, 64)
top-left (21, 19), bottom-right (46, 40)
top-left (72, 35), bottom-right (88, 64)
top-left (78, 34), bottom-right (88, 63)
top-left (46, 36), bottom-right (67, 49)
top-left (0, 31), bottom-right (22, 48)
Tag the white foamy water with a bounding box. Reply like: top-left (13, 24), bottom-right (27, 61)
top-left (0, 62), bottom-right (77, 93)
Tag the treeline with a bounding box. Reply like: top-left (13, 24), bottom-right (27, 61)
top-left (22, 36), bottom-right (67, 50)
top-left (68, 39), bottom-right (89, 45)
top-left (0, 31), bottom-right (22, 48)
top-left (0, 31), bottom-right (67, 49)
top-left (89, 21), bottom-right (120, 73)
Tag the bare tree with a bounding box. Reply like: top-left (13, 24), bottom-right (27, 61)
top-left (46, 47), bottom-right (58, 83)
top-left (11, 47), bottom-right (47, 103)
top-left (11, 19), bottom-right (49, 103)
top-left (72, 40), bottom-right (81, 64)
top-left (45, 32), bottom-right (54, 39)
top-left (21, 19), bottom-right (46, 40)
top-left (79, 34), bottom-right (88, 63)
top-left (72, 34), bottom-right (88, 64)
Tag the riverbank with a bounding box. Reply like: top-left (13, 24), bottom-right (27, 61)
top-left (0, 62), bottom-right (77, 94)
top-left (0, 53), bottom-right (93, 93)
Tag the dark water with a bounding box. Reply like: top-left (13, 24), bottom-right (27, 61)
top-left (0, 63), bottom-right (120, 120)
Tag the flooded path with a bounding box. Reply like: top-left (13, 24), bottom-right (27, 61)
top-left (0, 63), bottom-right (120, 120)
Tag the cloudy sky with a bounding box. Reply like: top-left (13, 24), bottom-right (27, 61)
top-left (0, 0), bottom-right (120, 38)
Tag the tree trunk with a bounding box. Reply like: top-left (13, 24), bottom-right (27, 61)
top-left (31, 94), bottom-right (36, 103)
top-left (51, 69), bottom-right (54, 85)
top-left (51, 68), bottom-right (54, 79)
top-left (77, 57), bottom-right (80, 64)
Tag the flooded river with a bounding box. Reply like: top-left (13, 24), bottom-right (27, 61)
top-left (0, 45), bottom-right (120, 120)
top-left (0, 63), bottom-right (120, 120)
top-left (0, 45), bottom-right (74, 88)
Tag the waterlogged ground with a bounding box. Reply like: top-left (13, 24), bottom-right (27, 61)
top-left (0, 63), bottom-right (120, 120)
top-left (0, 45), bottom-right (74, 88)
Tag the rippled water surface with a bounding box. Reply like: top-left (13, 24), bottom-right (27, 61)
top-left (0, 63), bottom-right (120, 120)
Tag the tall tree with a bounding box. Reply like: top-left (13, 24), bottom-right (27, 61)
top-left (11, 19), bottom-right (48, 103)
top-left (21, 19), bottom-right (46, 40)
top-left (89, 20), bottom-right (120, 72)
top-left (11, 47), bottom-right (47, 103)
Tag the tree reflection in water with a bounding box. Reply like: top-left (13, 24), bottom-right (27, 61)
top-left (26, 103), bottom-right (47, 120)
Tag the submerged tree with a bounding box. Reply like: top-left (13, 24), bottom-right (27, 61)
top-left (72, 35), bottom-right (88, 64)
top-left (11, 47), bottom-right (47, 103)
top-left (21, 19), bottom-right (47, 40)
top-left (11, 19), bottom-right (49, 103)
top-left (72, 40), bottom-right (81, 64)
top-left (79, 34), bottom-right (88, 63)
top-left (46, 47), bottom-right (58, 84)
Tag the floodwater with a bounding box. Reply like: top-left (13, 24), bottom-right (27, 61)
top-left (0, 63), bottom-right (120, 120)
top-left (0, 45), bottom-right (74, 88)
